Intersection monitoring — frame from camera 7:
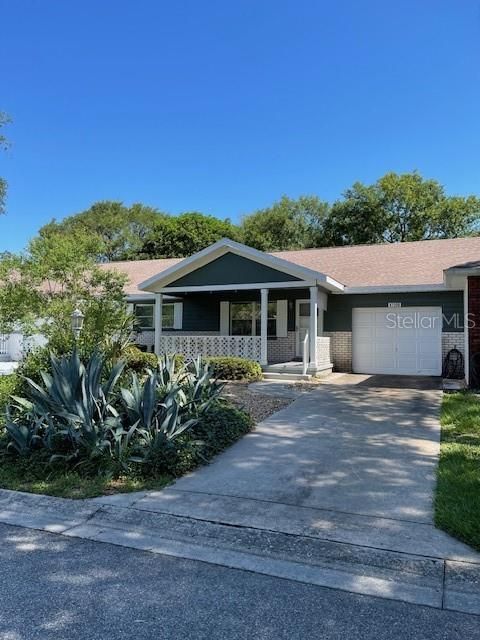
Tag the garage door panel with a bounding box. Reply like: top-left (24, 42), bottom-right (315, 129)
top-left (353, 307), bottom-right (442, 376)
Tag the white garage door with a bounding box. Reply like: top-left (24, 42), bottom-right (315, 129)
top-left (352, 307), bottom-right (442, 376)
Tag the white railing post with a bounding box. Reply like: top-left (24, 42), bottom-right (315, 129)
top-left (302, 331), bottom-right (309, 375)
top-left (154, 293), bottom-right (163, 355)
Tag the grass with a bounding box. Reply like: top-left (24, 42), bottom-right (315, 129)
top-left (435, 392), bottom-right (480, 550)
top-left (0, 455), bottom-right (172, 499)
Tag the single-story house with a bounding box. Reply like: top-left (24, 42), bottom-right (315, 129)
top-left (1, 236), bottom-right (479, 385)
top-left (103, 236), bottom-right (480, 385)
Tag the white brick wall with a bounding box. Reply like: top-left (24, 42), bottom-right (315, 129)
top-left (442, 332), bottom-right (464, 365)
top-left (324, 331), bottom-right (352, 372)
top-left (267, 331), bottom-right (296, 363)
top-left (316, 336), bottom-right (333, 368)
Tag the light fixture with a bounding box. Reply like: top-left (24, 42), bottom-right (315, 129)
top-left (71, 308), bottom-right (85, 340)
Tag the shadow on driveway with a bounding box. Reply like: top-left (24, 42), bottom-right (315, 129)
top-left (354, 375), bottom-right (442, 391)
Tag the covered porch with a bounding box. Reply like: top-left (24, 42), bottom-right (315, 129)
top-left (137, 239), bottom-right (343, 375)
top-left (153, 287), bottom-right (332, 374)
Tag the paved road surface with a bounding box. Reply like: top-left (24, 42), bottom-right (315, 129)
top-left (0, 523), bottom-right (479, 640)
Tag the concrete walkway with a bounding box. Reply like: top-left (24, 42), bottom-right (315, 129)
top-left (1, 377), bottom-right (480, 614)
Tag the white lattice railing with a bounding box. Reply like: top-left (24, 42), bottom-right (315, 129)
top-left (158, 335), bottom-right (262, 362)
top-left (0, 334), bottom-right (9, 356)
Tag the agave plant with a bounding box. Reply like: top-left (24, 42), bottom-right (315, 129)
top-left (121, 372), bottom-right (197, 440)
top-left (154, 354), bottom-right (185, 393)
top-left (6, 350), bottom-right (125, 463)
top-left (182, 357), bottom-right (223, 414)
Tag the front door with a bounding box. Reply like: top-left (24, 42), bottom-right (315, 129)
top-left (295, 300), bottom-right (310, 357)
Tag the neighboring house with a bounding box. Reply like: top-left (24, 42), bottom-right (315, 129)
top-left (2, 237), bottom-right (480, 385)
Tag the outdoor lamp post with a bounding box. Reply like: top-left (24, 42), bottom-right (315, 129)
top-left (71, 308), bottom-right (85, 340)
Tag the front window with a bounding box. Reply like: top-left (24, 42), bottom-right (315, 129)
top-left (134, 303), bottom-right (175, 330)
top-left (230, 302), bottom-right (254, 336)
top-left (230, 301), bottom-right (276, 336)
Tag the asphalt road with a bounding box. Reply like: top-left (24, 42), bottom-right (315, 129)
top-left (0, 523), bottom-right (478, 640)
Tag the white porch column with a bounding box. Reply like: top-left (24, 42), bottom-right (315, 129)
top-left (154, 293), bottom-right (163, 355)
top-left (260, 288), bottom-right (269, 366)
top-left (309, 286), bottom-right (318, 369)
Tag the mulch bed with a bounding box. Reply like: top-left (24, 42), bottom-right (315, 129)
top-left (220, 381), bottom-right (293, 423)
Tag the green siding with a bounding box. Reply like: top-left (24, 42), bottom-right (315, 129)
top-left (182, 289), bottom-right (308, 332)
top-left (167, 253), bottom-right (301, 287)
top-left (182, 296), bottom-right (220, 331)
top-left (324, 291), bottom-right (464, 332)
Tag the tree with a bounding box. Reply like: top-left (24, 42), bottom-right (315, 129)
top-left (139, 212), bottom-right (239, 258)
top-left (324, 172), bottom-right (480, 245)
top-left (0, 228), bottom-right (130, 356)
top-left (40, 201), bottom-right (166, 262)
top-left (240, 195), bottom-right (330, 251)
top-left (0, 112), bottom-right (11, 215)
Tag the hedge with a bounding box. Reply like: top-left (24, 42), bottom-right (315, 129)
top-left (206, 356), bottom-right (262, 381)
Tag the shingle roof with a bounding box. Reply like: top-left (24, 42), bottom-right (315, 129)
top-left (103, 237), bottom-right (480, 294)
top-left (102, 258), bottom-right (182, 296)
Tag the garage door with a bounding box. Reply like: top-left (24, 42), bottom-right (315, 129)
top-left (352, 307), bottom-right (442, 376)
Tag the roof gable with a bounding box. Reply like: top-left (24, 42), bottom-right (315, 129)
top-left (168, 253), bottom-right (302, 287)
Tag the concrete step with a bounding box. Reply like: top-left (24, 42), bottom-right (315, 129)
top-left (263, 372), bottom-right (312, 381)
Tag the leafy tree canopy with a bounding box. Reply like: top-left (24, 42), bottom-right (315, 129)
top-left (40, 201), bottom-right (166, 262)
top-left (240, 195), bottom-right (330, 251)
top-left (0, 227), bottom-right (130, 355)
top-left (138, 212), bottom-right (239, 258)
top-left (324, 172), bottom-right (480, 245)
top-left (0, 112), bottom-right (11, 215)
top-left (34, 172), bottom-right (480, 263)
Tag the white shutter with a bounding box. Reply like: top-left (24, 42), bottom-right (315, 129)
top-left (173, 303), bottom-right (183, 330)
top-left (318, 291), bottom-right (328, 311)
top-left (276, 300), bottom-right (288, 337)
top-left (126, 303), bottom-right (134, 316)
top-left (220, 301), bottom-right (230, 335)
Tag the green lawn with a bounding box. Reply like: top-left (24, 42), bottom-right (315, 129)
top-left (435, 392), bottom-right (480, 550)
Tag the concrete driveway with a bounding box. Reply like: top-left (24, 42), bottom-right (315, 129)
top-left (129, 375), bottom-right (479, 563)
top-left (172, 377), bottom-right (442, 523)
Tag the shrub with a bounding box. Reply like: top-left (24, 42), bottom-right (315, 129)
top-left (0, 375), bottom-right (18, 425)
top-left (206, 356), bottom-right (262, 381)
top-left (16, 346), bottom-right (52, 386)
top-left (146, 401), bottom-right (253, 477)
top-left (194, 401), bottom-right (253, 456)
top-left (122, 345), bottom-right (159, 373)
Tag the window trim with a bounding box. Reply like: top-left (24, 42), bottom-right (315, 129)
top-left (134, 302), bottom-right (177, 330)
top-left (230, 301), bottom-right (277, 337)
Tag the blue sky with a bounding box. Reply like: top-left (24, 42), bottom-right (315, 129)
top-left (1, 0), bottom-right (480, 252)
